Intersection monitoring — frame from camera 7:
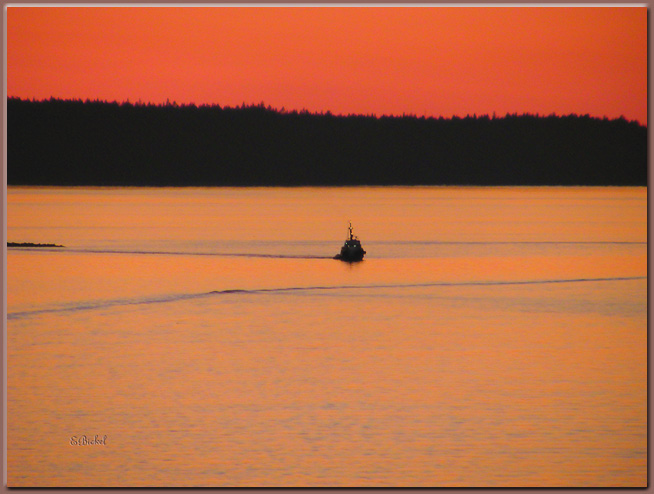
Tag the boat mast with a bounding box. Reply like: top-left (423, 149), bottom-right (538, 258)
top-left (348, 221), bottom-right (354, 240)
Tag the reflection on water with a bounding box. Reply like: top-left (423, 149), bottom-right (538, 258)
top-left (7, 187), bottom-right (647, 487)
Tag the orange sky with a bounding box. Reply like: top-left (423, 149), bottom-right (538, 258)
top-left (6, 6), bottom-right (648, 124)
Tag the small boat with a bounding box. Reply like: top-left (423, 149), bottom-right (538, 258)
top-left (334, 222), bottom-right (366, 262)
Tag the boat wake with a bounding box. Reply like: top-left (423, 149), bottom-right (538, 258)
top-left (8, 276), bottom-right (646, 321)
top-left (11, 240), bottom-right (644, 260)
top-left (24, 247), bottom-right (333, 259)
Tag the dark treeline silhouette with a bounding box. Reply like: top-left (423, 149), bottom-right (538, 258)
top-left (7, 242), bottom-right (64, 248)
top-left (8, 97), bottom-right (647, 186)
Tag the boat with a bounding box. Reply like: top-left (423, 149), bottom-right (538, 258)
top-left (334, 222), bottom-right (366, 262)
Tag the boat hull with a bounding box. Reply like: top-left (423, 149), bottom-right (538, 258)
top-left (334, 245), bottom-right (366, 262)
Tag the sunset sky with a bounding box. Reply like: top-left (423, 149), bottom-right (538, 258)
top-left (6, 5), bottom-right (648, 124)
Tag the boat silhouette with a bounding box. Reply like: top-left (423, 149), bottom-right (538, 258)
top-left (334, 222), bottom-right (366, 262)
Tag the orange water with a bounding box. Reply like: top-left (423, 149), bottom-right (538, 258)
top-left (7, 187), bottom-right (647, 487)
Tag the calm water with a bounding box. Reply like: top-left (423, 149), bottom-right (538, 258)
top-left (7, 186), bottom-right (647, 487)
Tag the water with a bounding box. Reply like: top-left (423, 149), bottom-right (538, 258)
top-left (7, 186), bottom-right (647, 487)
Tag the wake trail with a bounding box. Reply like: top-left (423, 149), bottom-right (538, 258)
top-left (8, 276), bottom-right (646, 320)
top-left (19, 247), bottom-right (333, 260)
top-left (10, 239), bottom-right (646, 259)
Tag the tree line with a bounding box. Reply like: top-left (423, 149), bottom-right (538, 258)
top-left (8, 97), bottom-right (647, 186)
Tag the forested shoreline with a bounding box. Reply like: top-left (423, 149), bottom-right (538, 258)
top-left (8, 97), bottom-right (647, 186)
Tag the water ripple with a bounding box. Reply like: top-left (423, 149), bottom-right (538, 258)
top-left (8, 276), bottom-right (646, 320)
